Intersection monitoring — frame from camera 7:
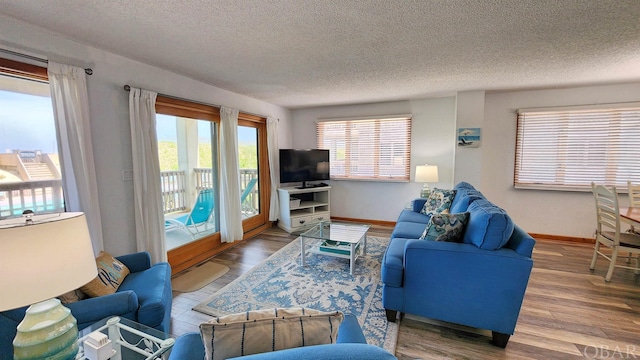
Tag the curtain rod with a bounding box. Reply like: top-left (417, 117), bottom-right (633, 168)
top-left (123, 84), bottom-right (271, 120)
top-left (0, 48), bottom-right (93, 75)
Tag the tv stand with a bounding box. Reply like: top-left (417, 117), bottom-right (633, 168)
top-left (277, 186), bottom-right (331, 233)
top-left (295, 181), bottom-right (312, 189)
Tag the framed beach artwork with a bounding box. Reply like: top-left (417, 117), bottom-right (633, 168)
top-left (457, 128), bottom-right (481, 148)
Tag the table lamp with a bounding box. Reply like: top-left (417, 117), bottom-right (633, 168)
top-left (415, 164), bottom-right (439, 198)
top-left (0, 212), bottom-right (97, 360)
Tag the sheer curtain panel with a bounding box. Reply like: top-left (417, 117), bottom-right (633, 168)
top-left (219, 106), bottom-right (243, 242)
top-left (267, 117), bottom-right (280, 221)
top-left (129, 87), bottom-right (167, 263)
top-left (47, 61), bottom-right (104, 254)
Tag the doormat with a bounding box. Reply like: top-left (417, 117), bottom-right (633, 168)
top-left (172, 261), bottom-right (229, 292)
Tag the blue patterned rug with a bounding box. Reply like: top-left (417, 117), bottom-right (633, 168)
top-left (193, 235), bottom-right (399, 353)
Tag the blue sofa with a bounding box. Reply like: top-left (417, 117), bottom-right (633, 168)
top-left (168, 314), bottom-right (397, 360)
top-left (381, 182), bottom-right (535, 347)
top-left (0, 252), bottom-right (172, 359)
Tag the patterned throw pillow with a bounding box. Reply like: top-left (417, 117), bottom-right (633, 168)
top-left (80, 251), bottom-right (130, 297)
top-left (199, 308), bottom-right (344, 360)
top-left (420, 188), bottom-right (457, 216)
top-left (420, 212), bottom-right (470, 242)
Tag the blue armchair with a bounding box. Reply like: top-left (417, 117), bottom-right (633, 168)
top-left (0, 251), bottom-right (172, 359)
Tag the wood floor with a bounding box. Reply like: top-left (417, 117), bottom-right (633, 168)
top-left (170, 225), bottom-right (640, 359)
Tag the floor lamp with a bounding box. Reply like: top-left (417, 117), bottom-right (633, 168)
top-left (415, 164), bottom-right (439, 198)
top-left (0, 212), bottom-right (97, 360)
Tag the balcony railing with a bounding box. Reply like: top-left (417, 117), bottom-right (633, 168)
top-left (0, 179), bottom-right (64, 218)
top-left (0, 170), bottom-right (259, 218)
top-left (160, 170), bottom-right (187, 214)
top-left (161, 168), bottom-right (259, 215)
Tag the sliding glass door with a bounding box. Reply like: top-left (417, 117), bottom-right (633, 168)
top-left (155, 96), bottom-right (271, 273)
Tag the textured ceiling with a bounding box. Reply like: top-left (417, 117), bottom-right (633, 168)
top-left (1, 0), bottom-right (639, 109)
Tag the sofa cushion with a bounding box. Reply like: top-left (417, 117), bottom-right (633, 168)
top-left (420, 188), bottom-right (456, 216)
top-left (397, 209), bottom-right (431, 224)
top-left (199, 308), bottom-right (344, 360)
top-left (450, 189), bottom-right (484, 213)
top-left (454, 181), bottom-right (476, 191)
top-left (420, 212), bottom-right (470, 242)
top-left (462, 200), bottom-right (514, 250)
top-left (391, 221), bottom-right (429, 239)
top-left (81, 251), bottom-right (130, 297)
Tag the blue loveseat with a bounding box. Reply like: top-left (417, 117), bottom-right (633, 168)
top-left (168, 314), bottom-right (397, 360)
top-left (0, 252), bottom-right (172, 359)
top-left (381, 182), bottom-right (535, 347)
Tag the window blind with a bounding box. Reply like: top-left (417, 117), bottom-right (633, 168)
top-left (317, 116), bottom-right (412, 181)
top-left (515, 105), bottom-right (640, 191)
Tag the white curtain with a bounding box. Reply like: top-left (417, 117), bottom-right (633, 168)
top-left (47, 61), bottom-right (104, 254)
top-left (128, 87), bottom-right (167, 263)
top-left (219, 106), bottom-right (243, 242)
top-left (267, 117), bottom-right (280, 221)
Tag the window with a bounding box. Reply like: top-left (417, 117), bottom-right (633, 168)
top-left (0, 58), bottom-right (64, 218)
top-left (515, 104), bottom-right (640, 191)
top-left (317, 116), bottom-right (412, 181)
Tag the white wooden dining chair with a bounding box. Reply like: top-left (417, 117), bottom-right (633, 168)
top-left (590, 183), bottom-right (640, 282)
top-left (628, 181), bottom-right (640, 234)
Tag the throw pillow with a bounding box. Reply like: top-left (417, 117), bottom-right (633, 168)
top-left (81, 251), bottom-right (130, 297)
top-left (199, 308), bottom-right (344, 360)
top-left (58, 289), bottom-right (86, 304)
top-left (420, 212), bottom-right (470, 242)
top-left (420, 188), bottom-right (457, 216)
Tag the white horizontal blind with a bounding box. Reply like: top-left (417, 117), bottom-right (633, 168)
top-left (515, 105), bottom-right (640, 191)
top-left (317, 117), bottom-right (412, 181)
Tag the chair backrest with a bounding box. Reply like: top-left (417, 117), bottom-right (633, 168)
top-left (592, 183), bottom-right (622, 241)
top-left (628, 181), bottom-right (640, 207)
top-left (187, 188), bottom-right (215, 225)
top-left (241, 178), bottom-right (257, 203)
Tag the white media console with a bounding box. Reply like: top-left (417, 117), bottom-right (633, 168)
top-left (277, 186), bottom-right (331, 233)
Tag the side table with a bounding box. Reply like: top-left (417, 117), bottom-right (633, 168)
top-left (76, 317), bottom-right (174, 360)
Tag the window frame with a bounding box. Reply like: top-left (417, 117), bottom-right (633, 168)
top-left (514, 103), bottom-right (640, 192)
top-left (316, 115), bottom-right (412, 182)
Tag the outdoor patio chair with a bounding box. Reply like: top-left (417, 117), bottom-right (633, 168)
top-left (165, 188), bottom-right (214, 238)
top-left (241, 178), bottom-right (258, 216)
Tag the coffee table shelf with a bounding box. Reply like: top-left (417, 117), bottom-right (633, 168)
top-left (300, 221), bottom-right (370, 275)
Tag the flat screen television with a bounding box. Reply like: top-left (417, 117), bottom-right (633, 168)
top-left (279, 149), bottom-right (330, 188)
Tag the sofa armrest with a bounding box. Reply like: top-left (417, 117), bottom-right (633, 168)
top-left (66, 290), bottom-right (139, 329)
top-left (401, 240), bottom-right (533, 334)
top-left (507, 224), bottom-right (536, 258)
top-left (336, 314), bottom-right (367, 344)
top-left (117, 252), bottom-right (152, 273)
top-left (411, 198), bottom-right (427, 213)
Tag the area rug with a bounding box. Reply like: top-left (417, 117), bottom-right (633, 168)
top-left (193, 235), bottom-right (399, 353)
top-left (172, 261), bottom-right (229, 292)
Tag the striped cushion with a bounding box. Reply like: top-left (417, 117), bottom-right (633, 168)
top-left (199, 308), bottom-right (344, 360)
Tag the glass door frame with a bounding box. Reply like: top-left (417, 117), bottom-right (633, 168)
top-left (156, 96), bottom-right (271, 273)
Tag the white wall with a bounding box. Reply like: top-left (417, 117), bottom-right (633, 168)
top-left (291, 97), bottom-right (456, 222)
top-left (453, 91), bottom-right (485, 187)
top-left (476, 83), bottom-right (640, 238)
top-left (0, 15), bottom-right (292, 255)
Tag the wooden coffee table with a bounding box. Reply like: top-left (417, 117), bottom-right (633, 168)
top-left (300, 221), bottom-right (370, 275)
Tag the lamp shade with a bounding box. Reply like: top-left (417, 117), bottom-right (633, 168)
top-left (415, 165), bottom-right (439, 183)
top-left (0, 212), bottom-right (97, 311)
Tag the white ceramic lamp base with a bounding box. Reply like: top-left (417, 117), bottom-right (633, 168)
top-left (13, 298), bottom-right (79, 360)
